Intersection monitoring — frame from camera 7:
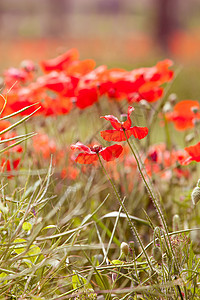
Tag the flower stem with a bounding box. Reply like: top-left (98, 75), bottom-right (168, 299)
top-left (97, 154), bottom-right (154, 273)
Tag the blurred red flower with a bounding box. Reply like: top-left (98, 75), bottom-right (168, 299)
top-left (144, 143), bottom-right (189, 179)
top-left (75, 86), bottom-right (98, 109)
top-left (1, 158), bottom-right (21, 179)
top-left (71, 142), bottom-right (123, 164)
top-left (100, 106), bottom-right (148, 141)
top-left (165, 100), bottom-right (200, 130)
top-left (33, 133), bottom-right (57, 159)
top-left (180, 142), bottom-right (200, 165)
top-left (40, 48), bottom-right (79, 73)
top-left (66, 59), bottom-right (96, 76)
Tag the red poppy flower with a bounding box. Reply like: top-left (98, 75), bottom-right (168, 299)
top-left (1, 158), bottom-right (21, 179)
top-left (37, 72), bottom-right (72, 94)
top-left (3, 67), bottom-right (32, 88)
top-left (165, 100), bottom-right (200, 130)
top-left (20, 59), bottom-right (37, 73)
top-left (75, 86), bottom-right (98, 109)
top-left (71, 142), bottom-right (123, 164)
top-left (144, 143), bottom-right (190, 179)
top-left (180, 142), bottom-right (200, 165)
top-left (40, 48), bottom-right (79, 73)
top-left (66, 59), bottom-right (96, 76)
top-left (100, 106), bottom-right (148, 142)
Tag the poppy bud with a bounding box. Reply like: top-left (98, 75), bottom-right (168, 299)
top-left (120, 242), bottom-right (129, 257)
top-left (20, 59), bottom-right (37, 72)
top-left (152, 246), bottom-right (162, 264)
top-left (185, 133), bottom-right (195, 143)
top-left (163, 102), bottom-right (172, 113)
top-left (172, 214), bottom-right (180, 231)
top-left (191, 179), bottom-right (200, 205)
top-left (139, 99), bottom-right (151, 110)
top-left (168, 93), bottom-right (177, 105)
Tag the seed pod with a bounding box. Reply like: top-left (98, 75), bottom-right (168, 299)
top-left (163, 102), bottom-right (172, 113)
top-left (191, 186), bottom-right (200, 205)
top-left (139, 99), bottom-right (151, 110)
top-left (120, 242), bottom-right (129, 257)
top-left (172, 214), bottom-right (180, 231)
top-left (168, 93), bottom-right (177, 104)
top-left (185, 133), bottom-right (195, 143)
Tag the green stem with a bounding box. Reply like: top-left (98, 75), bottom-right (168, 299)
top-left (163, 115), bottom-right (172, 150)
top-left (97, 155), bottom-right (154, 273)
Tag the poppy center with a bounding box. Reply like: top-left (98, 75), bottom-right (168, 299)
top-left (90, 145), bottom-right (102, 153)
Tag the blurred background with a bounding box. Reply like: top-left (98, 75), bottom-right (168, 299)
top-left (0, 0), bottom-right (200, 97)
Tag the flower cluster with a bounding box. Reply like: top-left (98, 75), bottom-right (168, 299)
top-left (1, 49), bottom-right (174, 117)
top-left (71, 106), bottom-right (148, 165)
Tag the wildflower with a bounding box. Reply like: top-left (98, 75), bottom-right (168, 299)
top-left (100, 106), bottom-right (148, 141)
top-left (181, 141), bottom-right (200, 165)
top-left (4, 67), bottom-right (31, 88)
top-left (75, 86), bottom-right (98, 109)
top-left (165, 100), bottom-right (200, 130)
top-left (20, 59), bottom-right (37, 73)
top-left (40, 48), bottom-right (79, 73)
top-left (71, 142), bottom-right (123, 164)
top-left (145, 143), bottom-right (189, 179)
top-left (37, 71), bottom-right (74, 95)
top-left (1, 158), bottom-right (20, 179)
top-left (66, 59), bottom-right (96, 76)
top-left (33, 133), bottom-right (56, 159)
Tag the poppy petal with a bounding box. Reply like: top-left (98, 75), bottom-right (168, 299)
top-left (100, 130), bottom-right (125, 141)
top-left (123, 106), bottom-right (134, 129)
top-left (100, 115), bottom-right (122, 130)
top-left (131, 126), bottom-right (148, 139)
top-left (185, 142), bottom-right (200, 162)
top-left (75, 153), bottom-right (98, 164)
top-left (71, 142), bottom-right (92, 153)
top-left (40, 48), bottom-right (79, 73)
top-left (76, 87), bottom-right (98, 109)
top-left (100, 144), bottom-right (123, 161)
top-left (165, 100), bottom-right (200, 130)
